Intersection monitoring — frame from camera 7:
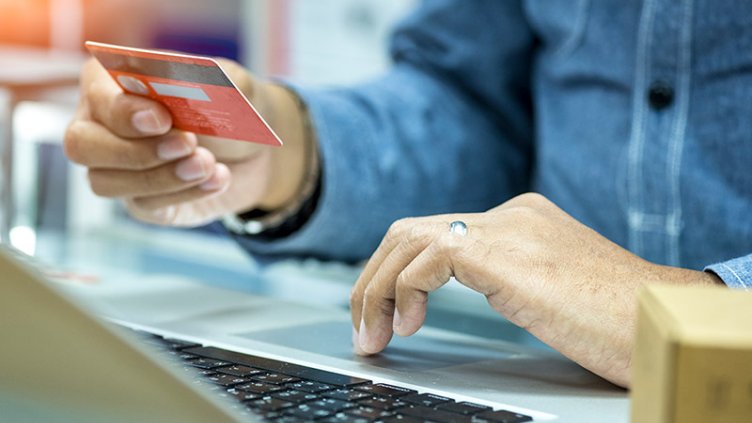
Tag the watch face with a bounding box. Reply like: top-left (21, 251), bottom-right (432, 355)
top-left (222, 214), bottom-right (265, 235)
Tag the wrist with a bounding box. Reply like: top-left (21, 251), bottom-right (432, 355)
top-left (256, 83), bottom-right (312, 211)
top-left (223, 86), bottom-right (321, 238)
top-left (651, 265), bottom-right (725, 287)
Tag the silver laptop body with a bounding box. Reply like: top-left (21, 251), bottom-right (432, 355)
top-left (0, 247), bottom-right (629, 422)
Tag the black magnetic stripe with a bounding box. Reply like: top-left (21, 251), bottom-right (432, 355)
top-left (94, 50), bottom-right (233, 87)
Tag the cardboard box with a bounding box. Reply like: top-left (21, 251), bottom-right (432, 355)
top-left (631, 284), bottom-right (752, 423)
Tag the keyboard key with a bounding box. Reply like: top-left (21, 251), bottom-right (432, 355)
top-left (271, 389), bottom-right (319, 403)
top-left (324, 388), bottom-right (373, 402)
top-left (381, 416), bottom-right (424, 423)
top-left (185, 346), bottom-right (370, 386)
top-left (182, 366), bottom-right (215, 377)
top-left (217, 365), bottom-right (264, 377)
top-left (474, 409), bottom-right (533, 423)
top-left (237, 381), bottom-right (285, 395)
top-left (357, 396), bottom-right (407, 410)
top-left (257, 411), bottom-right (285, 421)
top-left (161, 338), bottom-right (201, 350)
top-left (436, 401), bottom-right (491, 415)
top-left (320, 414), bottom-right (371, 423)
top-left (286, 380), bottom-right (335, 393)
top-left (205, 373), bottom-right (250, 387)
top-left (246, 396), bottom-right (296, 412)
top-left (189, 358), bottom-right (232, 370)
top-left (308, 398), bottom-right (357, 413)
top-left (267, 417), bottom-right (299, 423)
top-left (355, 383), bottom-right (416, 397)
top-left (345, 406), bottom-right (394, 420)
top-left (284, 404), bottom-right (333, 420)
top-left (164, 350), bottom-right (198, 361)
top-left (218, 388), bottom-right (259, 402)
top-left (250, 372), bottom-right (300, 385)
top-left (136, 334), bottom-right (532, 423)
top-left (396, 405), bottom-right (473, 423)
top-left (401, 393), bottom-right (454, 408)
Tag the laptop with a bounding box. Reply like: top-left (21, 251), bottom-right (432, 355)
top-left (0, 246), bottom-right (628, 422)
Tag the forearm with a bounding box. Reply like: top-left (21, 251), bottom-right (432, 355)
top-left (231, 0), bottom-right (535, 261)
top-left (232, 66), bottom-right (531, 262)
top-left (255, 83), bottom-right (312, 211)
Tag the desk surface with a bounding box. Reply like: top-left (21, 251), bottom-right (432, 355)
top-left (33, 224), bottom-right (550, 349)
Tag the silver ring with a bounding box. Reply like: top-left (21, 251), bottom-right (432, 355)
top-left (449, 220), bottom-right (468, 236)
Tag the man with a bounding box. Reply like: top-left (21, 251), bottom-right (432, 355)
top-left (64, 1), bottom-right (752, 388)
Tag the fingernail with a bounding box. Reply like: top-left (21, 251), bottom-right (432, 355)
top-left (358, 320), bottom-right (370, 352)
top-left (175, 155), bottom-right (208, 181)
top-left (157, 135), bottom-right (192, 160)
top-left (392, 309), bottom-right (402, 333)
top-left (132, 110), bottom-right (165, 134)
top-left (199, 164), bottom-right (229, 191)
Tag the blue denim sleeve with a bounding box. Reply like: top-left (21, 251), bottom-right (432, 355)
top-left (705, 255), bottom-right (752, 290)
top-left (234, 0), bottom-right (535, 262)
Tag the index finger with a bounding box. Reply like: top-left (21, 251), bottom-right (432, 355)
top-left (350, 218), bottom-right (421, 331)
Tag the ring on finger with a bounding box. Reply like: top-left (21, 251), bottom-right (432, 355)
top-left (449, 220), bottom-right (468, 236)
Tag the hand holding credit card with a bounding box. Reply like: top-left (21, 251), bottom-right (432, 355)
top-left (85, 41), bottom-right (282, 146)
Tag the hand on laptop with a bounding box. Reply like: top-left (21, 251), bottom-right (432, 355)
top-left (349, 193), bottom-right (721, 388)
top-left (64, 58), bottom-right (312, 226)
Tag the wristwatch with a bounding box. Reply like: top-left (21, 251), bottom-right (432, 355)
top-left (222, 164), bottom-right (321, 238)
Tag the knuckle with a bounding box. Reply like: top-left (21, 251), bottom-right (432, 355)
top-left (363, 287), bottom-right (394, 317)
top-left (363, 286), bottom-right (385, 310)
top-left (436, 232), bottom-right (463, 255)
top-left (122, 143), bottom-right (152, 171)
top-left (388, 217), bottom-right (414, 237)
top-left (515, 192), bottom-right (550, 209)
top-left (139, 168), bottom-right (161, 191)
top-left (520, 192), bottom-right (545, 202)
top-left (398, 277), bottom-right (428, 307)
top-left (395, 270), bottom-right (413, 292)
top-left (405, 223), bottom-right (429, 244)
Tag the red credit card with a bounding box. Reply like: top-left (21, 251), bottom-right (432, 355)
top-left (85, 41), bottom-right (282, 146)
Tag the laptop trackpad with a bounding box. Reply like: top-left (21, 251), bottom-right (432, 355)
top-left (238, 321), bottom-right (517, 372)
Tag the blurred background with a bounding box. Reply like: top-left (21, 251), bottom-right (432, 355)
top-left (0, 0), bottom-right (544, 347)
top-left (0, 0), bottom-right (416, 255)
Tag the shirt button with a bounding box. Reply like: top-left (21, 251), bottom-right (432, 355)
top-left (647, 81), bottom-right (674, 110)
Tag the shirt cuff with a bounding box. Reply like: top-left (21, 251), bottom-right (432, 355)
top-left (221, 83), bottom-right (387, 262)
top-left (704, 254), bottom-right (752, 290)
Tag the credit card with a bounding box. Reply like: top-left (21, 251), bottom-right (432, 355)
top-left (85, 41), bottom-right (282, 146)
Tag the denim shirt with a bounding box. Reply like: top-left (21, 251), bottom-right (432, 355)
top-left (235, 0), bottom-right (752, 289)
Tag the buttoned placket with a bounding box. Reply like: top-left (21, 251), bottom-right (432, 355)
top-left (626, 0), bottom-right (694, 266)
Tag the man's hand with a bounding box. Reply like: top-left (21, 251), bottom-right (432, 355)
top-left (64, 58), bottom-right (310, 226)
top-left (350, 193), bottom-right (721, 387)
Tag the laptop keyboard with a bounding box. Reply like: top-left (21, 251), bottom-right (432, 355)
top-left (137, 330), bottom-right (533, 423)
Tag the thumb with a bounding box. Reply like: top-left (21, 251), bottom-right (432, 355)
top-left (204, 59), bottom-right (273, 162)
